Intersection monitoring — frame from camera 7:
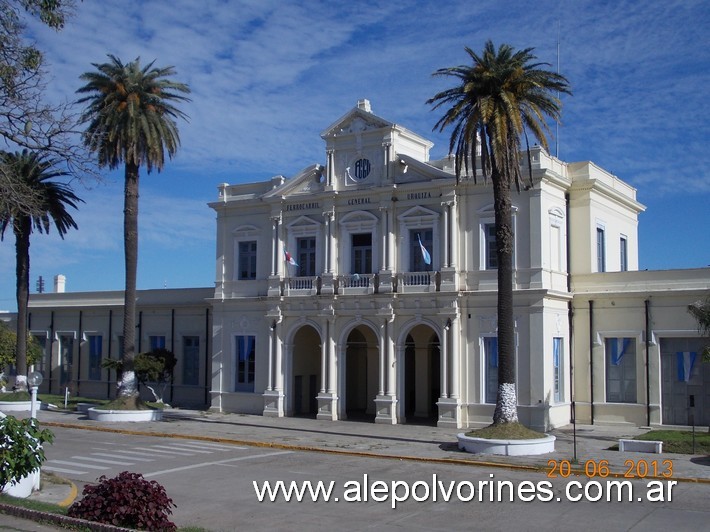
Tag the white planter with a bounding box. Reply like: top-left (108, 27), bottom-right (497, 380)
top-left (457, 433), bottom-right (556, 456)
top-left (2, 468), bottom-right (40, 498)
top-left (87, 407), bottom-right (162, 422)
top-left (0, 400), bottom-right (32, 412)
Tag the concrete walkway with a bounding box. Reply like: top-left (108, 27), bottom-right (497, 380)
top-left (2, 408), bottom-right (710, 528)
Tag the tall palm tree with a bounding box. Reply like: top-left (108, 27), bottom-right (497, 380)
top-left (76, 55), bottom-right (190, 402)
top-left (428, 41), bottom-right (570, 425)
top-left (0, 149), bottom-right (82, 389)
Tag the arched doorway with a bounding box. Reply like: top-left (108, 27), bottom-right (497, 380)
top-left (403, 325), bottom-right (440, 424)
top-left (291, 325), bottom-right (321, 417)
top-left (344, 326), bottom-right (378, 421)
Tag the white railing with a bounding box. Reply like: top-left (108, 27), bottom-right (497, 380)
top-left (340, 273), bottom-right (373, 289)
top-left (285, 276), bottom-right (318, 295)
top-left (401, 271), bottom-right (432, 286)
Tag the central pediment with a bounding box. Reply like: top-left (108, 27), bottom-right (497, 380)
top-left (320, 99), bottom-right (392, 139)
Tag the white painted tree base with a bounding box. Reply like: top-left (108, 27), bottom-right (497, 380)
top-left (1, 469), bottom-right (40, 498)
top-left (457, 433), bottom-right (556, 456)
top-left (87, 407), bottom-right (162, 422)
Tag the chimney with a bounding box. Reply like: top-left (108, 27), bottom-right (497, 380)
top-left (54, 274), bottom-right (66, 293)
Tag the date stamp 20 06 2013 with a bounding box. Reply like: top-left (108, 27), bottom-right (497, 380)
top-left (547, 459), bottom-right (674, 480)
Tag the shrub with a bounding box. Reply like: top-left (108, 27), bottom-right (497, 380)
top-left (0, 415), bottom-right (54, 491)
top-left (67, 471), bottom-right (177, 531)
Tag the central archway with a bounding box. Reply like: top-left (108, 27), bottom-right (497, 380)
top-left (344, 325), bottom-right (379, 421)
top-left (402, 324), bottom-right (440, 424)
top-left (291, 325), bottom-right (321, 417)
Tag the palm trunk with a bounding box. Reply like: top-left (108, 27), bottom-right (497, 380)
top-left (120, 162), bottom-right (140, 397)
top-left (13, 218), bottom-right (31, 390)
top-left (492, 169), bottom-right (518, 424)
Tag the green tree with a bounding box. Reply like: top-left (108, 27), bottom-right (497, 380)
top-left (428, 41), bottom-right (570, 425)
top-left (688, 296), bottom-right (710, 361)
top-left (76, 56), bottom-right (190, 404)
top-left (1, 0), bottom-right (90, 218)
top-left (0, 320), bottom-right (41, 391)
top-left (0, 149), bottom-right (82, 390)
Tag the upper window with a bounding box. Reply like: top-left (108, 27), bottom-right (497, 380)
top-left (620, 236), bottom-right (628, 272)
top-left (351, 233), bottom-right (372, 274)
top-left (297, 237), bottom-right (316, 277)
top-left (409, 229), bottom-right (433, 272)
top-left (238, 240), bottom-right (257, 280)
top-left (484, 223), bottom-right (498, 270)
top-left (596, 227), bottom-right (606, 272)
top-left (479, 204), bottom-right (517, 271)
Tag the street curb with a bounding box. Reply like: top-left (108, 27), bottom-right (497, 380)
top-left (58, 479), bottom-right (78, 507)
top-left (0, 502), bottom-right (132, 531)
top-left (42, 421), bottom-right (710, 485)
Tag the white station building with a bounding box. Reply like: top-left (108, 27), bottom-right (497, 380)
top-left (5, 100), bottom-right (709, 431)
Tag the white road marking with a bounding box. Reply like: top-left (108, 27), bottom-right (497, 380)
top-left (48, 460), bottom-right (109, 470)
top-left (145, 451), bottom-right (293, 478)
top-left (43, 466), bottom-right (90, 475)
top-left (134, 446), bottom-right (195, 456)
top-left (89, 451), bottom-right (155, 462)
top-left (70, 455), bottom-right (135, 466)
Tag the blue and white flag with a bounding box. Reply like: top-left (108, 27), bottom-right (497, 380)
top-left (676, 351), bottom-right (697, 382)
top-left (417, 234), bottom-right (431, 266)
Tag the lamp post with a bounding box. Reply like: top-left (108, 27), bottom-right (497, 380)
top-left (28, 371), bottom-right (43, 419)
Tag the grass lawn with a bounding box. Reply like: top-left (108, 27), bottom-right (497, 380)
top-left (37, 394), bottom-right (109, 410)
top-left (636, 429), bottom-right (710, 454)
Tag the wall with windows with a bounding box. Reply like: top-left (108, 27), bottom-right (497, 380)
top-left (567, 161), bottom-right (644, 275)
top-left (25, 288), bottom-right (213, 407)
top-left (572, 269), bottom-right (710, 426)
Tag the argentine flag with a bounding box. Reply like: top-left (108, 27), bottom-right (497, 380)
top-left (676, 351), bottom-right (697, 382)
top-left (417, 234), bottom-right (432, 266)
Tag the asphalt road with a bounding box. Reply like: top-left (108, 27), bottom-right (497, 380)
top-left (44, 427), bottom-right (710, 531)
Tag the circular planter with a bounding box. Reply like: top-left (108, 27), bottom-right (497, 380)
top-left (87, 407), bottom-right (162, 422)
top-left (0, 400), bottom-right (32, 412)
top-left (457, 432), bottom-right (556, 456)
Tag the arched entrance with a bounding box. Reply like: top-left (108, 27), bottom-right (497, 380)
top-left (344, 326), bottom-right (379, 421)
top-left (403, 325), bottom-right (440, 423)
top-left (291, 325), bottom-right (321, 417)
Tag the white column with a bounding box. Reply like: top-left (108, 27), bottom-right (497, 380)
top-left (267, 323), bottom-right (274, 391)
top-left (386, 319), bottom-right (395, 396)
top-left (327, 321), bottom-right (336, 394)
top-left (274, 324), bottom-right (283, 392)
top-left (323, 211), bottom-right (334, 273)
top-left (382, 207), bottom-right (388, 271)
top-left (378, 321), bottom-right (386, 396)
top-left (271, 216), bottom-right (282, 276)
top-left (326, 149), bottom-right (335, 188)
top-left (449, 200), bottom-right (458, 268)
top-left (320, 321), bottom-right (328, 393)
top-left (450, 316), bottom-right (460, 399)
top-left (441, 320), bottom-right (449, 398)
top-left (442, 202), bottom-right (451, 268)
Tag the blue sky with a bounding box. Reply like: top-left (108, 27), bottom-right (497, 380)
top-left (1, 0), bottom-right (709, 311)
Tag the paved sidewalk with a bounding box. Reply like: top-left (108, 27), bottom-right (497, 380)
top-left (3, 407), bottom-right (710, 528)
top-left (36, 408), bottom-right (710, 481)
